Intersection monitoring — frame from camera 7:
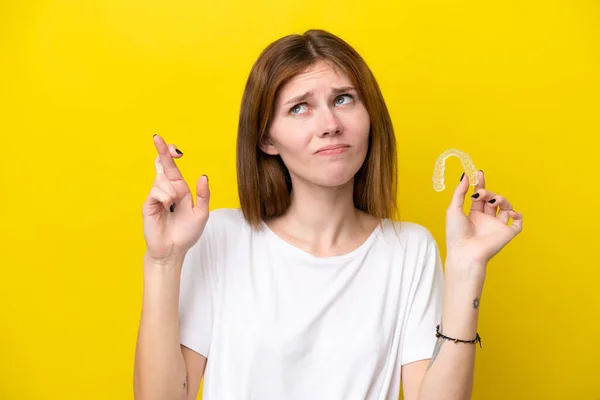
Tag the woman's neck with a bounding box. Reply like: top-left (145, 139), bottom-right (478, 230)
top-left (265, 179), bottom-right (379, 257)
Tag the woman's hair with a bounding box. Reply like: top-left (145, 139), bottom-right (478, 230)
top-left (236, 29), bottom-right (398, 229)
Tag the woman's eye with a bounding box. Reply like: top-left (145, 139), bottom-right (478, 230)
top-left (335, 94), bottom-right (353, 105)
top-left (290, 103), bottom-right (308, 115)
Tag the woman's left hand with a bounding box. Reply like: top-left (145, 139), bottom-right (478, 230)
top-left (445, 170), bottom-right (523, 280)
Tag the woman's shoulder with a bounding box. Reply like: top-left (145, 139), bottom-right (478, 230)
top-left (207, 207), bottom-right (246, 222)
top-left (204, 207), bottom-right (250, 233)
top-left (189, 207), bottom-right (250, 254)
top-left (379, 218), bottom-right (438, 249)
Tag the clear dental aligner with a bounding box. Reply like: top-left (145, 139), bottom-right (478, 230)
top-left (433, 148), bottom-right (479, 192)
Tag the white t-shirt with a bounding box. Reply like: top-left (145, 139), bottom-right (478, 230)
top-left (178, 208), bottom-right (444, 400)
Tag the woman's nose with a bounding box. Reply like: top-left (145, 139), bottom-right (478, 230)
top-left (318, 108), bottom-right (343, 137)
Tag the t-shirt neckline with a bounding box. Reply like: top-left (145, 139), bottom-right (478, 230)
top-left (260, 219), bottom-right (384, 265)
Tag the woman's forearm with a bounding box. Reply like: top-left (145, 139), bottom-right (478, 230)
top-left (134, 253), bottom-right (188, 400)
top-left (417, 261), bottom-right (485, 400)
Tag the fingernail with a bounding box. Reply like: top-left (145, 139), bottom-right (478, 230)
top-left (479, 169), bottom-right (484, 174)
top-left (153, 134), bottom-right (157, 137)
top-left (471, 193), bottom-right (480, 199)
top-left (488, 199), bottom-right (496, 204)
top-left (170, 203), bottom-right (175, 212)
top-left (175, 149), bottom-right (183, 155)
top-left (202, 174), bottom-right (208, 181)
top-left (460, 172), bottom-right (465, 182)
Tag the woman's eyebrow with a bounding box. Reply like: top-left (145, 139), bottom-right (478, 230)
top-left (331, 86), bottom-right (356, 95)
top-left (283, 86), bottom-right (356, 106)
top-left (284, 92), bottom-right (312, 106)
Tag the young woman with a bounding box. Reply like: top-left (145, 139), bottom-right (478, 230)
top-left (134, 29), bottom-right (523, 400)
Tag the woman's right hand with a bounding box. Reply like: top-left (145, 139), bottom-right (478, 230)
top-left (142, 134), bottom-right (210, 264)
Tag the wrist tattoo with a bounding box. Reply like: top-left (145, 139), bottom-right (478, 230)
top-left (473, 297), bottom-right (480, 309)
top-left (183, 375), bottom-right (187, 390)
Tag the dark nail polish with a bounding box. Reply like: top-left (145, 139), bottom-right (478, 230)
top-left (170, 203), bottom-right (175, 212)
top-left (175, 149), bottom-right (183, 155)
top-left (488, 199), bottom-right (496, 204)
top-left (471, 193), bottom-right (480, 199)
top-left (460, 172), bottom-right (465, 182)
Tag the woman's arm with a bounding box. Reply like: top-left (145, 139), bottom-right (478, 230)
top-left (402, 258), bottom-right (483, 400)
top-left (415, 260), bottom-right (484, 400)
top-left (133, 253), bottom-right (205, 400)
top-left (408, 169), bottom-right (523, 399)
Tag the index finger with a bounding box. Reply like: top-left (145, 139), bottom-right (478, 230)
top-left (153, 134), bottom-right (184, 181)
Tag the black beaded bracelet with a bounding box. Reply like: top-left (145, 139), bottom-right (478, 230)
top-left (435, 324), bottom-right (482, 348)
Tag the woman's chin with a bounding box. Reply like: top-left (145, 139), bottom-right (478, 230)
top-left (313, 170), bottom-right (359, 188)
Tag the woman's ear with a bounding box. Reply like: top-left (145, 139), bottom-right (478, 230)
top-left (259, 134), bottom-right (279, 155)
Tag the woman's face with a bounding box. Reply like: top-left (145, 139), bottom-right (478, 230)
top-left (262, 60), bottom-right (371, 189)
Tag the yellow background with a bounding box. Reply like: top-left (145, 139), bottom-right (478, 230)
top-left (1, 0), bottom-right (598, 399)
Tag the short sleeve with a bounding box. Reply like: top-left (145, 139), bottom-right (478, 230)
top-left (400, 236), bottom-right (445, 365)
top-left (178, 217), bottom-right (220, 358)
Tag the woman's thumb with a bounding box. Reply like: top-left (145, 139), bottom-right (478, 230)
top-left (194, 174), bottom-right (210, 214)
top-left (448, 172), bottom-right (469, 212)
